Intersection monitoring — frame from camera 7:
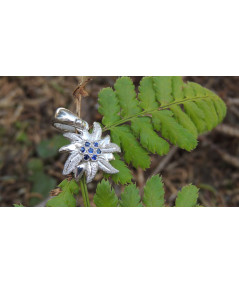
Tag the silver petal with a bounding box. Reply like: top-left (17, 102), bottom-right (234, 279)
top-left (80, 129), bottom-right (92, 141)
top-left (98, 135), bottom-right (110, 147)
top-left (101, 143), bottom-right (121, 153)
top-left (63, 152), bottom-right (83, 175)
top-left (85, 162), bottom-right (99, 183)
top-left (101, 153), bottom-right (114, 161)
top-left (59, 143), bottom-right (77, 152)
top-left (63, 132), bottom-right (84, 142)
top-left (90, 122), bottom-right (102, 141)
top-left (98, 158), bottom-right (119, 174)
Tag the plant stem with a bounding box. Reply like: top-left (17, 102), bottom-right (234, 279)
top-left (79, 175), bottom-right (90, 207)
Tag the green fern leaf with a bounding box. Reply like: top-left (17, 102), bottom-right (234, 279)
top-left (46, 179), bottom-right (79, 207)
top-left (120, 184), bottom-right (142, 207)
top-left (111, 125), bottom-right (150, 169)
top-left (98, 87), bottom-right (120, 127)
top-left (104, 154), bottom-right (133, 184)
top-left (170, 105), bottom-right (198, 137)
top-left (143, 175), bottom-right (165, 207)
top-left (98, 76), bottom-right (227, 177)
top-left (138, 76), bottom-right (158, 110)
top-left (183, 101), bottom-right (207, 133)
top-left (94, 179), bottom-right (118, 207)
top-left (171, 76), bottom-right (184, 100)
top-left (152, 110), bottom-right (198, 151)
top-left (153, 76), bottom-right (173, 105)
top-left (114, 76), bottom-right (141, 117)
top-left (131, 117), bottom-right (169, 155)
top-left (175, 184), bottom-right (199, 207)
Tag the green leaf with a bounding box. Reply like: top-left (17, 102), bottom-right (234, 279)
top-left (37, 135), bottom-right (68, 159)
top-left (171, 76), bottom-right (184, 100)
top-left (138, 76), bottom-right (158, 110)
top-left (27, 158), bottom-right (57, 206)
top-left (46, 179), bottom-right (79, 207)
top-left (153, 76), bottom-right (173, 105)
top-left (114, 77), bottom-right (141, 117)
top-left (13, 204), bottom-right (24, 207)
top-left (175, 184), bottom-right (199, 207)
top-left (27, 158), bottom-right (44, 172)
top-left (98, 76), bottom-right (227, 180)
top-left (170, 105), bottom-right (198, 137)
top-left (120, 184), bottom-right (142, 207)
top-left (183, 101), bottom-right (207, 133)
top-left (143, 175), bottom-right (165, 207)
top-left (152, 110), bottom-right (198, 151)
top-left (104, 154), bottom-right (133, 184)
top-left (94, 179), bottom-right (118, 207)
top-left (98, 87), bottom-right (120, 127)
top-left (111, 125), bottom-right (150, 169)
top-left (131, 117), bottom-right (169, 155)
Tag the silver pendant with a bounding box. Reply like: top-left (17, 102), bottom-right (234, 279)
top-left (53, 108), bottom-right (121, 183)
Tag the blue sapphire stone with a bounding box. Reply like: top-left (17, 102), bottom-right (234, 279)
top-left (88, 147), bottom-right (94, 154)
top-left (85, 142), bottom-right (90, 147)
top-left (77, 166), bottom-right (83, 176)
top-left (84, 154), bottom-right (90, 160)
top-left (91, 155), bottom-right (97, 161)
top-left (97, 148), bottom-right (101, 154)
top-left (94, 142), bottom-right (99, 147)
top-left (80, 147), bottom-right (85, 153)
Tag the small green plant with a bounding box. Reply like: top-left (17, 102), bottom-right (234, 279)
top-left (40, 76), bottom-right (227, 207)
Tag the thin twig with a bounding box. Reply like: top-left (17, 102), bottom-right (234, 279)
top-left (73, 76), bottom-right (91, 118)
top-left (151, 146), bottom-right (178, 176)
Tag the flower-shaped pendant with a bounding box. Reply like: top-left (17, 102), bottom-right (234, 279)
top-left (53, 108), bottom-right (121, 183)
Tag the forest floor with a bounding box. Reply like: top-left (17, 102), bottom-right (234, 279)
top-left (0, 76), bottom-right (239, 207)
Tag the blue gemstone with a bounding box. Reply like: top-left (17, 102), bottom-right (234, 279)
top-left (84, 154), bottom-right (90, 160)
top-left (88, 147), bottom-right (94, 154)
top-left (94, 142), bottom-right (99, 147)
top-left (85, 142), bottom-right (90, 147)
top-left (80, 147), bottom-right (85, 153)
top-left (77, 166), bottom-right (83, 176)
top-left (91, 155), bottom-right (97, 161)
top-left (97, 148), bottom-right (101, 154)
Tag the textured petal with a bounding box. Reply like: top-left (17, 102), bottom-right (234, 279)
top-left (90, 122), bottom-right (102, 141)
top-left (80, 129), bottom-right (92, 141)
top-left (85, 162), bottom-right (99, 183)
top-left (59, 143), bottom-right (77, 152)
top-left (98, 158), bottom-right (119, 174)
top-left (63, 152), bottom-right (83, 175)
top-left (63, 132), bottom-right (84, 142)
top-left (101, 143), bottom-right (121, 153)
top-left (101, 153), bottom-right (114, 161)
top-left (99, 135), bottom-right (111, 147)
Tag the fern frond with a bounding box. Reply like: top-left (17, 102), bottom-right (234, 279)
top-left (93, 179), bottom-right (118, 207)
top-left (98, 76), bottom-right (227, 174)
top-left (143, 175), bottom-right (165, 207)
top-left (175, 184), bottom-right (199, 207)
top-left (104, 154), bottom-right (133, 184)
top-left (111, 125), bottom-right (150, 169)
top-left (119, 184), bottom-right (142, 207)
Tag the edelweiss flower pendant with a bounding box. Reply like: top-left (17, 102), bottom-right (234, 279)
top-left (53, 108), bottom-right (121, 183)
